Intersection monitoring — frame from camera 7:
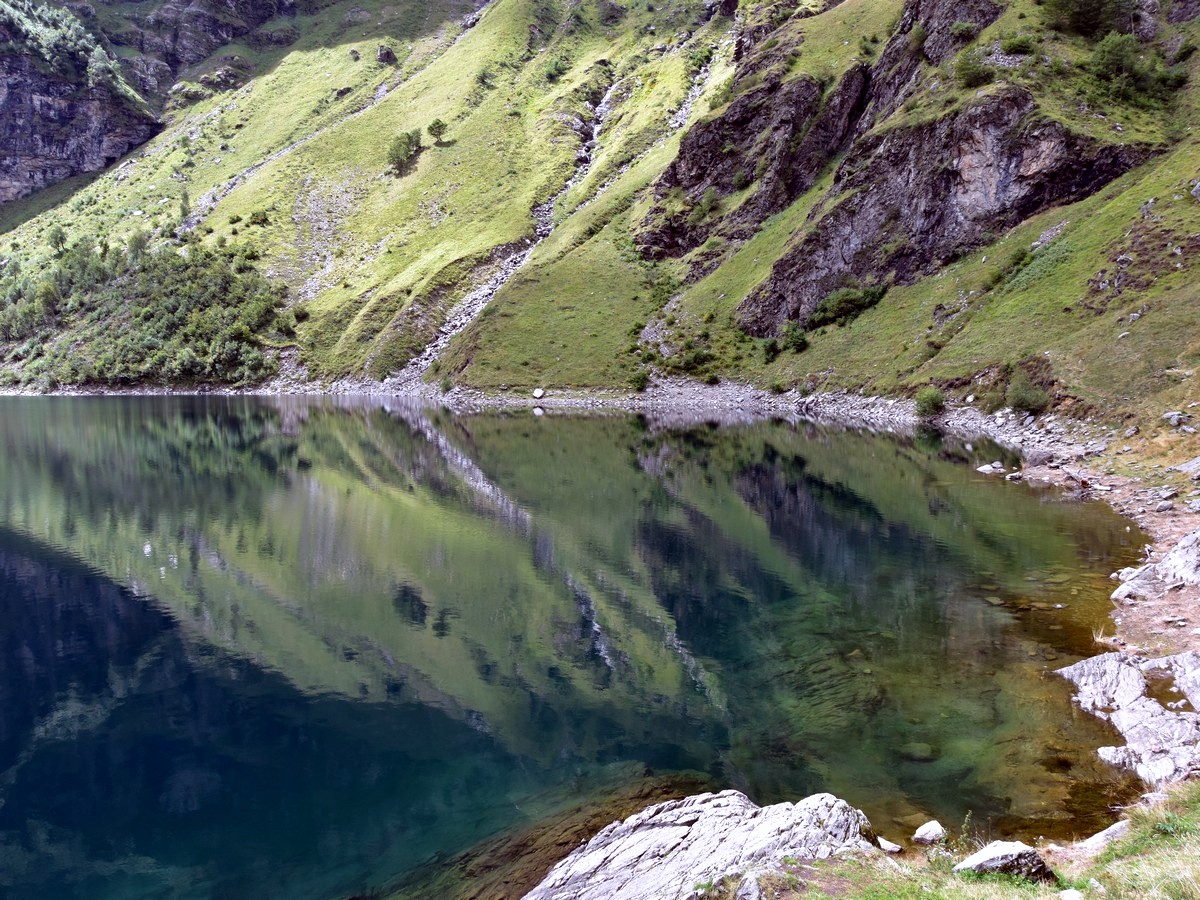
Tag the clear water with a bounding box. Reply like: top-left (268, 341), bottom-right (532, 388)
top-left (0, 396), bottom-right (1143, 899)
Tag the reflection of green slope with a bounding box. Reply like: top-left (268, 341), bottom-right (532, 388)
top-left (0, 400), bottom-right (712, 768)
top-left (0, 398), bottom-right (1145, 841)
top-left (454, 415), bottom-right (1142, 834)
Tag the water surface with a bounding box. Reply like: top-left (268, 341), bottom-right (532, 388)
top-left (0, 397), bottom-right (1143, 898)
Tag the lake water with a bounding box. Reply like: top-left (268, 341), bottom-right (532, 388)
top-left (0, 396), bottom-right (1143, 899)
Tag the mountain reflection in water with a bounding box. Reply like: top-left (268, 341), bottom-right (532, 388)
top-left (0, 397), bottom-right (1143, 899)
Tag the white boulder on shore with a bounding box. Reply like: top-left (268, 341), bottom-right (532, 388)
top-left (952, 841), bottom-right (1055, 882)
top-left (522, 790), bottom-right (875, 900)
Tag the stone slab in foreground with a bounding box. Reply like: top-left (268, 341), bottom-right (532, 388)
top-left (952, 840), bottom-right (1055, 882)
top-left (523, 790), bottom-right (874, 900)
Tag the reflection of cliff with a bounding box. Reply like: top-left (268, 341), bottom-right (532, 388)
top-left (0, 399), bottom-right (714, 772)
top-left (0, 532), bottom-right (592, 899)
top-left (0, 399), bottom-right (1144, 844)
top-left (457, 416), bottom-right (1142, 835)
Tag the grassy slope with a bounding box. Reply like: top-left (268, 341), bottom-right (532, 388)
top-left (0, 0), bottom-right (1196, 433)
top-left (449, 0), bottom-right (1200, 436)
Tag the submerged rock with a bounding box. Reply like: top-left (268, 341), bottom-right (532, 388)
top-left (1058, 651), bottom-right (1200, 785)
top-left (1077, 818), bottom-right (1130, 853)
top-left (952, 840), bottom-right (1055, 882)
top-left (523, 790), bottom-right (875, 900)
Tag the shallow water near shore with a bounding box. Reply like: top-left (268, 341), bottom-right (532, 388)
top-left (0, 396), bottom-right (1145, 899)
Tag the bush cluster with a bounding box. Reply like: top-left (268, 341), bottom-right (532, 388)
top-left (1006, 370), bottom-right (1051, 414)
top-left (1090, 33), bottom-right (1188, 104)
top-left (806, 284), bottom-right (887, 330)
top-left (0, 233), bottom-right (287, 386)
top-left (915, 385), bottom-right (945, 417)
top-left (0, 0), bottom-right (140, 103)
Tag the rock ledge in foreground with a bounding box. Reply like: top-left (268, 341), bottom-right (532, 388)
top-left (523, 790), bottom-right (874, 900)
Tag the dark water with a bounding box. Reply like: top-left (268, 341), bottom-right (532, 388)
top-left (0, 397), bottom-right (1143, 898)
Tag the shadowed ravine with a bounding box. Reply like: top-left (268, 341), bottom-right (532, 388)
top-left (0, 397), bottom-right (1146, 899)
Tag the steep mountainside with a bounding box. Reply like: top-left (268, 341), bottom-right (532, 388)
top-left (0, 2), bottom-right (158, 202)
top-left (0, 0), bottom-right (1197, 434)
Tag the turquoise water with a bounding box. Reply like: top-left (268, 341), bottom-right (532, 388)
top-left (0, 397), bottom-right (1142, 898)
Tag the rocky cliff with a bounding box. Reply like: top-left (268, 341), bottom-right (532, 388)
top-left (0, 12), bottom-right (158, 204)
top-left (0, 0), bottom-right (296, 206)
top-left (737, 85), bottom-right (1153, 335)
top-left (103, 0), bottom-right (299, 99)
top-left (635, 0), bottom-right (1158, 336)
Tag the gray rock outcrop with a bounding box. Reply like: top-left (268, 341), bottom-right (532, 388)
top-left (0, 29), bottom-right (159, 204)
top-left (1111, 529), bottom-right (1200, 604)
top-left (523, 790), bottom-right (875, 900)
top-left (952, 841), bottom-right (1055, 883)
top-left (738, 85), bottom-right (1151, 335)
top-left (1058, 651), bottom-right (1200, 785)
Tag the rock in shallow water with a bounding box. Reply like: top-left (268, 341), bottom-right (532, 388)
top-left (1058, 651), bottom-right (1200, 785)
top-left (912, 819), bottom-right (946, 844)
top-left (523, 790), bottom-right (875, 900)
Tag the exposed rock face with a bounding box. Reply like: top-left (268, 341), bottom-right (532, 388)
top-left (523, 790), bottom-right (875, 900)
top-left (1169, 0), bottom-right (1200, 23)
top-left (1058, 651), bottom-right (1200, 785)
top-left (0, 26), bottom-right (159, 204)
top-left (635, 0), bottom-right (1150, 335)
top-left (0, 0), bottom-right (297, 205)
top-left (1111, 528), bottom-right (1200, 603)
top-left (636, 65), bottom-right (869, 260)
top-left (855, 0), bottom-right (1003, 130)
top-left (737, 87), bottom-right (1151, 335)
top-left (114, 0), bottom-right (297, 87)
top-left (952, 841), bottom-right (1055, 883)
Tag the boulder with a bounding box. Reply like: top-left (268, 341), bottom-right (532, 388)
top-left (913, 820), bottom-right (946, 844)
top-left (376, 44), bottom-right (397, 64)
top-left (524, 791), bottom-right (875, 900)
top-left (1110, 529), bottom-right (1200, 604)
top-left (878, 836), bottom-right (903, 853)
top-left (951, 840), bottom-right (1055, 883)
top-left (1025, 448), bottom-right (1054, 467)
top-left (1076, 818), bottom-right (1129, 853)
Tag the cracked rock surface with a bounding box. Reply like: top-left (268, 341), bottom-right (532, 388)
top-left (523, 790), bottom-right (875, 900)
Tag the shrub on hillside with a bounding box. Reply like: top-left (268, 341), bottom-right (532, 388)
top-left (915, 385), bottom-right (945, 417)
top-left (1000, 33), bottom-right (1035, 55)
top-left (1090, 32), bottom-right (1188, 103)
top-left (806, 284), bottom-right (887, 330)
top-left (387, 129), bottom-right (422, 174)
top-left (782, 322), bottom-right (808, 354)
top-left (950, 21), bottom-right (980, 40)
top-left (957, 49), bottom-right (995, 88)
top-left (1043, 0), bottom-right (1137, 38)
top-left (1006, 370), bottom-right (1051, 414)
